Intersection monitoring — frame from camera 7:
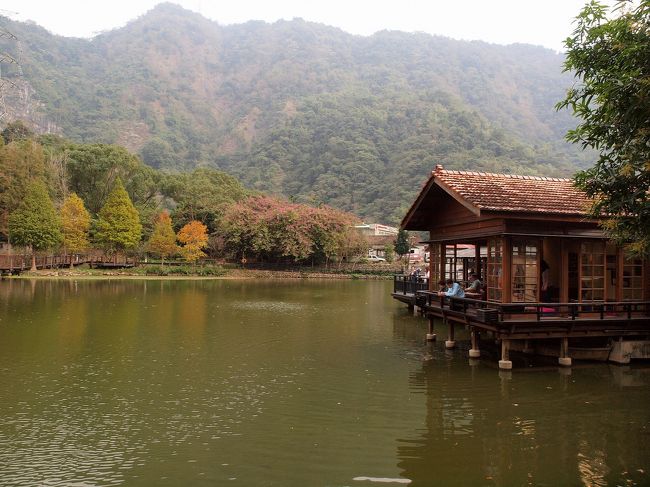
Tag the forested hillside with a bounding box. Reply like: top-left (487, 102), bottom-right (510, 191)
top-left (0, 3), bottom-right (588, 223)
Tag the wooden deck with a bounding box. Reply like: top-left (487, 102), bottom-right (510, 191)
top-left (391, 275), bottom-right (429, 309)
top-left (391, 275), bottom-right (650, 368)
top-left (417, 291), bottom-right (650, 340)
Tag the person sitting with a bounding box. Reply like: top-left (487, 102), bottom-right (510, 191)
top-left (437, 279), bottom-right (447, 292)
top-left (438, 278), bottom-right (465, 298)
top-left (465, 273), bottom-right (482, 294)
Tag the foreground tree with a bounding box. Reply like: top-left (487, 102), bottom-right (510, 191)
top-left (147, 211), bottom-right (179, 265)
top-left (60, 193), bottom-right (91, 266)
top-left (8, 181), bottom-right (61, 270)
top-left (558, 0), bottom-right (650, 256)
top-left (95, 178), bottom-right (142, 253)
top-left (177, 220), bottom-right (209, 264)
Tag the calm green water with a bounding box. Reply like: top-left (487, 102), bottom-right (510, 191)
top-left (0, 279), bottom-right (648, 487)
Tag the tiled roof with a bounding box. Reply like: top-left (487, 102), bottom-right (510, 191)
top-left (432, 165), bottom-right (591, 215)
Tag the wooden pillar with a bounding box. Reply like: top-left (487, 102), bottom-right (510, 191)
top-left (474, 243), bottom-right (481, 280)
top-left (426, 316), bottom-right (436, 341)
top-left (445, 319), bottom-right (455, 349)
top-left (559, 337), bottom-right (572, 367)
top-left (560, 239), bottom-right (569, 304)
top-left (499, 339), bottom-right (512, 369)
top-left (616, 246), bottom-right (624, 302)
top-left (440, 243), bottom-right (446, 282)
top-left (469, 327), bottom-right (480, 358)
top-left (502, 237), bottom-right (512, 303)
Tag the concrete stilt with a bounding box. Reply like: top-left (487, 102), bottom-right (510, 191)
top-left (445, 319), bottom-right (455, 349)
top-left (559, 337), bottom-right (572, 367)
top-left (426, 317), bottom-right (436, 341)
top-left (499, 339), bottom-right (512, 370)
top-left (469, 328), bottom-right (480, 358)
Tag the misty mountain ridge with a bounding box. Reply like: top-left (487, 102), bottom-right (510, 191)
top-left (0, 3), bottom-right (588, 223)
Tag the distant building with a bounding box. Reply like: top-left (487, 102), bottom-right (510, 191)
top-left (355, 223), bottom-right (399, 258)
top-left (354, 223), bottom-right (399, 237)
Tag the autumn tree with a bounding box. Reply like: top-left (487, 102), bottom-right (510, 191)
top-left (95, 178), bottom-right (142, 253)
top-left (147, 211), bottom-right (179, 266)
top-left (8, 181), bottom-right (61, 270)
top-left (219, 196), bottom-right (364, 265)
top-left (558, 0), bottom-right (650, 256)
top-left (60, 193), bottom-right (91, 265)
top-left (177, 220), bottom-right (208, 264)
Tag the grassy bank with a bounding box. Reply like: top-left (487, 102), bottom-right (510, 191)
top-left (4, 263), bottom-right (397, 280)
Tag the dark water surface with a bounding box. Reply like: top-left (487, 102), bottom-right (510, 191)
top-left (0, 279), bottom-right (648, 486)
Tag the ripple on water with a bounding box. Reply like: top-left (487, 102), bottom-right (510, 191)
top-left (230, 301), bottom-right (305, 312)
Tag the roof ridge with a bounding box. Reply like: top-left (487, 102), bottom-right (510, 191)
top-left (438, 167), bottom-right (573, 182)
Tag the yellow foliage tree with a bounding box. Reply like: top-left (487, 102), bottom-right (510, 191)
top-left (60, 193), bottom-right (90, 266)
top-left (177, 220), bottom-right (208, 264)
top-left (147, 211), bottom-right (178, 266)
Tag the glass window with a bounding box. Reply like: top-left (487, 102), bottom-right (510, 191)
top-left (623, 254), bottom-right (644, 301)
top-left (580, 241), bottom-right (605, 302)
top-left (511, 239), bottom-right (538, 302)
top-left (487, 238), bottom-right (503, 302)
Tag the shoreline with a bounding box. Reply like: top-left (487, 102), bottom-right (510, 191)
top-left (1, 268), bottom-right (395, 281)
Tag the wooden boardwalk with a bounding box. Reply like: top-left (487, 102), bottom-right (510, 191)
top-left (0, 254), bottom-right (138, 274)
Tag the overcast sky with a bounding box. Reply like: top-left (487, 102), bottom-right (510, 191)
top-left (2, 0), bottom-right (599, 52)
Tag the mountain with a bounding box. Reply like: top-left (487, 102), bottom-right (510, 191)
top-left (0, 3), bottom-right (589, 223)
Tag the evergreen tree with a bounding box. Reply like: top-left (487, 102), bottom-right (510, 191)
top-left (147, 211), bottom-right (178, 266)
top-left (0, 140), bottom-right (47, 239)
top-left (8, 181), bottom-right (62, 270)
top-left (394, 230), bottom-right (410, 260)
top-left (60, 193), bottom-right (91, 266)
top-left (95, 177), bottom-right (142, 253)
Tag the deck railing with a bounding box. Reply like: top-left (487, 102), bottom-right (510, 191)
top-left (416, 291), bottom-right (650, 323)
top-left (393, 274), bottom-right (429, 295)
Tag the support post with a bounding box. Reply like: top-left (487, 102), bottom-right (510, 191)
top-left (559, 337), bottom-right (572, 367)
top-left (499, 339), bottom-right (512, 369)
top-left (523, 339), bottom-right (534, 354)
top-left (445, 319), bottom-right (455, 349)
top-left (469, 327), bottom-right (480, 358)
top-left (426, 316), bottom-right (436, 341)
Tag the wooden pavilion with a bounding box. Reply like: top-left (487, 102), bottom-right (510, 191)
top-left (395, 165), bottom-right (650, 369)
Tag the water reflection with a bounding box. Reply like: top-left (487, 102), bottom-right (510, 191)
top-left (0, 279), bottom-right (648, 486)
top-left (398, 353), bottom-right (650, 487)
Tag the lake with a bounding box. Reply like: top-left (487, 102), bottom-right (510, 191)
top-left (0, 278), bottom-right (648, 486)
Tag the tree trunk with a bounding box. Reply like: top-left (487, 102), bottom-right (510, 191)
top-left (30, 253), bottom-right (36, 272)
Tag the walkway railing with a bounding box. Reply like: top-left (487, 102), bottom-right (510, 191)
top-left (416, 291), bottom-right (650, 323)
top-left (393, 274), bottom-right (429, 295)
